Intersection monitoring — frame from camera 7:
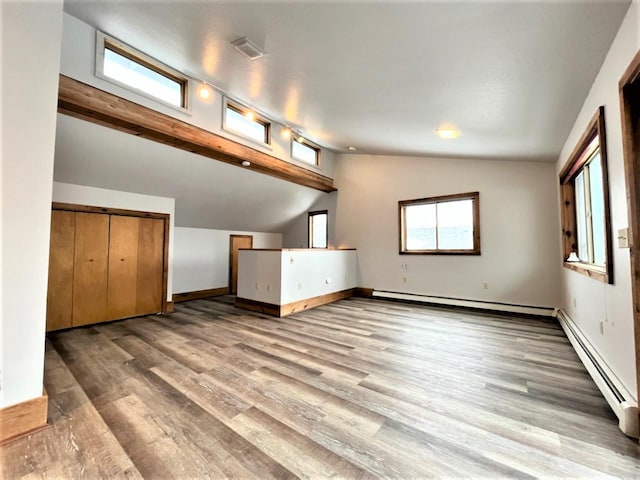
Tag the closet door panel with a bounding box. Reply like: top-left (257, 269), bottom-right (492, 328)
top-left (46, 210), bottom-right (75, 331)
top-left (136, 218), bottom-right (164, 315)
top-left (107, 215), bottom-right (139, 320)
top-left (73, 213), bottom-right (109, 326)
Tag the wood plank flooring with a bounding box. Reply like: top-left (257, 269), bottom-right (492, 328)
top-left (2, 296), bottom-right (640, 478)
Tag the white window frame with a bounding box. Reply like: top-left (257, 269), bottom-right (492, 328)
top-left (95, 31), bottom-right (190, 113)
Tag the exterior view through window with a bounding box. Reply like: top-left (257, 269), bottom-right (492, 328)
top-left (100, 36), bottom-right (187, 108)
top-left (559, 106), bottom-right (612, 283)
top-left (224, 102), bottom-right (270, 144)
top-left (308, 210), bottom-right (328, 248)
top-left (292, 138), bottom-right (320, 166)
top-left (399, 192), bottom-right (480, 254)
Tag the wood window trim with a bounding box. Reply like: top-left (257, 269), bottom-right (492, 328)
top-left (308, 210), bottom-right (329, 249)
top-left (223, 99), bottom-right (272, 146)
top-left (57, 75), bottom-right (336, 193)
top-left (398, 191), bottom-right (481, 255)
top-left (292, 137), bottom-right (321, 167)
top-left (96, 32), bottom-right (189, 111)
top-left (51, 202), bottom-right (171, 313)
top-left (619, 48), bottom-right (640, 408)
top-left (558, 106), bottom-right (613, 284)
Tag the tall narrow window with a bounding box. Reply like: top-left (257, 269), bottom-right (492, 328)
top-left (223, 100), bottom-right (270, 145)
top-left (292, 137), bottom-right (320, 166)
top-left (96, 33), bottom-right (188, 109)
top-left (308, 210), bottom-right (328, 248)
top-left (559, 106), bottom-right (612, 283)
top-left (399, 192), bottom-right (480, 255)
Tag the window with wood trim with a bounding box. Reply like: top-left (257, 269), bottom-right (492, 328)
top-left (308, 210), bottom-right (328, 248)
top-left (96, 32), bottom-right (188, 109)
top-left (223, 99), bottom-right (271, 145)
top-left (559, 106), bottom-right (613, 284)
top-left (399, 192), bottom-right (480, 255)
top-left (292, 137), bottom-right (320, 166)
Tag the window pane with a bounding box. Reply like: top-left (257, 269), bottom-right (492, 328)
top-left (436, 199), bottom-right (474, 250)
top-left (225, 107), bottom-right (268, 143)
top-left (310, 214), bottom-right (327, 248)
top-left (575, 171), bottom-right (589, 262)
top-left (292, 140), bottom-right (318, 165)
top-left (589, 152), bottom-right (606, 266)
top-left (103, 48), bottom-right (183, 107)
top-left (405, 204), bottom-right (437, 250)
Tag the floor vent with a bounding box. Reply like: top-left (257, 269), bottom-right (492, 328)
top-left (556, 309), bottom-right (638, 438)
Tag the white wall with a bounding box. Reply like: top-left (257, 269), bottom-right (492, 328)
top-left (283, 192), bottom-right (337, 248)
top-left (59, 13), bottom-right (335, 179)
top-left (237, 249), bottom-right (357, 305)
top-left (1, 1), bottom-right (63, 408)
top-left (332, 154), bottom-right (562, 308)
top-left (237, 250), bottom-right (282, 304)
top-left (173, 227), bottom-right (282, 293)
top-left (555, 1), bottom-right (639, 400)
top-left (52, 182), bottom-right (176, 302)
top-left (280, 250), bottom-right (357, 304)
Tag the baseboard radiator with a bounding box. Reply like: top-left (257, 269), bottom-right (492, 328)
top-left (371, 290), bottom-right (555, 317)
top-left (555, 309), bottom-right (639, 438)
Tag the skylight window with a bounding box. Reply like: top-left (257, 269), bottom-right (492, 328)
top-left (96, 33), bottom-right (188, 109)
top-left (292, 137), bottom-right (320, 166)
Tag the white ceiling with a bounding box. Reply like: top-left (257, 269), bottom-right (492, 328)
top-left (63, 0), bottom-right (630, 161)
top-left (54, 114), bottom-right (324, 232)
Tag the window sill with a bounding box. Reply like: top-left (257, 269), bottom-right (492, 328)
top-left (563, 261), bottom-right (609, 283)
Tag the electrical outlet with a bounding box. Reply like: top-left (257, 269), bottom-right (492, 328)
top-left (266, 284), bottom-right (270, 292)
top-left (482, 282), bottom-right (488, 290)
top-left (599, 320), bottom-right (604, 335)
top-left (298, 283), bottom-right (302, 290)
top-left (255, 282), bottom-right (259, 290)
top-left (573, 298), bottom-right (577, 308)
top-left (402, 276), bottom-right (407, 283)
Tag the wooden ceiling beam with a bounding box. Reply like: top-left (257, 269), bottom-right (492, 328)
top-left (57, 75), bottom-right (336, 193)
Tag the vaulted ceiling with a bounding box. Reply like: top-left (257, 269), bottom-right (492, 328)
top-left (64, 0), bottom-right (630, 161)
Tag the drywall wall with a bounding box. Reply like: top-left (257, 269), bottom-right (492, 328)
top-left (280, 250), bottom-right (357, 304)
top-left (59, 12), bottom-right (335, 178)
top-left (331, 154), bottom-right (562, 308)
top-left (52, 182), bottom-right (176, 302)
top-left (236, 249), bottom-right (357, 305)
top-left (283, 192), bottom-right (337, 248)
top-left (1, 1), bottom-right (63, 408)
top-left (173, 227), bottom-right (282, 293)
top-left (555, 1), bottom-right (638, 400)
top-left (237, 250), bottom-right (282, 304)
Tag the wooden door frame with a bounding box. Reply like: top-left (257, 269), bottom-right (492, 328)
top-left (52, 202), bottom-right (171, 314)
top-left (229, 234), bottom-right (253, 294)
top-left (619, 49), bottom-right (640, 406)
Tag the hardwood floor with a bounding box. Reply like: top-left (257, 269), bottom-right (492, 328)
top-left (2, 296), bottom-right (640, 478)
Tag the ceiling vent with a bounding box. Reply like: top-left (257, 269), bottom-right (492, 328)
top-left (230, 37), bottom-right (266, 60)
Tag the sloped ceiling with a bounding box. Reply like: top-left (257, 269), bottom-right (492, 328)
top-left (63, 0), bottom-right (630, 161)
top-left (54, 114), bottom-right (324, 232)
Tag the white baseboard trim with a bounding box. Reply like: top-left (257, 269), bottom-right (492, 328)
top-left (555, 308), bottom-right (638, 438)
top-left (371, 290), bottom-right (555, 317)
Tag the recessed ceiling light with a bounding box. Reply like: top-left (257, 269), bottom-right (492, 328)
top-left (435, 128), bottom-right (460, 139)
top-left (241, 160), bottom-right (251, 167)
top-left (281, 127), bottom-right (292, 139)
top-left (347, 146), bottom-right (357, 151)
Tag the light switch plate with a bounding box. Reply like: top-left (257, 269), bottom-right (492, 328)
top-left (618, 228), bottom-right (629, 248)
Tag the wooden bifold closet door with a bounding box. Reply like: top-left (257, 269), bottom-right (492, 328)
top-left (46, 208), bottom-right (166, 331)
